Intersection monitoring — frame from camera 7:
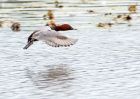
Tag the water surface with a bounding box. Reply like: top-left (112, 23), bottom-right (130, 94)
top-left (0, 0), bottom-right (140, 99)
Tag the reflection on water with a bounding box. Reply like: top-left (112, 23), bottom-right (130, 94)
top-left (26, 64), bottom-right (74, 90)
top-left (1, 0), bottom-right (140, 99)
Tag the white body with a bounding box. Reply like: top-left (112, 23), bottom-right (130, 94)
top-left (23, 27), bottom-right (78, 49)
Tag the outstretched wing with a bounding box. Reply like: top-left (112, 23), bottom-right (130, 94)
top-left (44, 35), bottom-right (78, 47)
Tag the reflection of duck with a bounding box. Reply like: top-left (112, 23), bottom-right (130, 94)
top-left (23, 26), bottom-right (78, 49)
top-left (47, 65), bottom-right (70, 80)
top-left (43, 10), bottom-right (54, 20)
top-left (96, 22), bottom-right (113, 29)
top-left (26, 64), bottom-right (73, 89)
top-left (0, 19), bottom-right (21, 32)
top-left (128, 4), bottom-right (137, 13)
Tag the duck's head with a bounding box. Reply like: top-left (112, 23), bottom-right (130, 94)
top-left (11, 22), bottom-right (21, 32)
top-left (125, 15), bottom-right (132, 21)
top-left (108, 23), bottom-right (113, 26)
top-left (23, 31), bottom-right (39, 49)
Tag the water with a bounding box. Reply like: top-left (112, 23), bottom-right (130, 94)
top-left (0, 0), bottom-right (140, 99)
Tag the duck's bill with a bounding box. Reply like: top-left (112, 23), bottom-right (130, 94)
top-left (23, 41), bottom-right (33, 49)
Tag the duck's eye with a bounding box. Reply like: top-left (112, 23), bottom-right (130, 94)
top-left (34, 39), bottom-right (38, 41)
top-left (15, 26), bottom-right (18, 29)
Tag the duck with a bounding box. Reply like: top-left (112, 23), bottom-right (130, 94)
top-left (113, 14), bottom-right (132, 23)
top-left (104, 12), bottom-right (112, 16)
top-left (123, 15), bottom-right (132, 21)
top-left (96, 22), bottom-right (113, 29)
top-left (0, 21), bottom-right (3, 27)
top-left (54, 0), bottom-right (63, 8)
top-left (23, 26), bottom-right (78, 49)
top-left (0, 19), bottom-right (21, 32)
top-left (11, 22), bottom-right (21, 32)
top-left (46, 20), bottom-right (76, 31)
top-left (128, 4), bottom-right (137, 13)
top-left (87, 10), bottom-right (95, 14)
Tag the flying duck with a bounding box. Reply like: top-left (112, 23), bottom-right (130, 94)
top-left (23, 26), bottom-right (78, 49)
